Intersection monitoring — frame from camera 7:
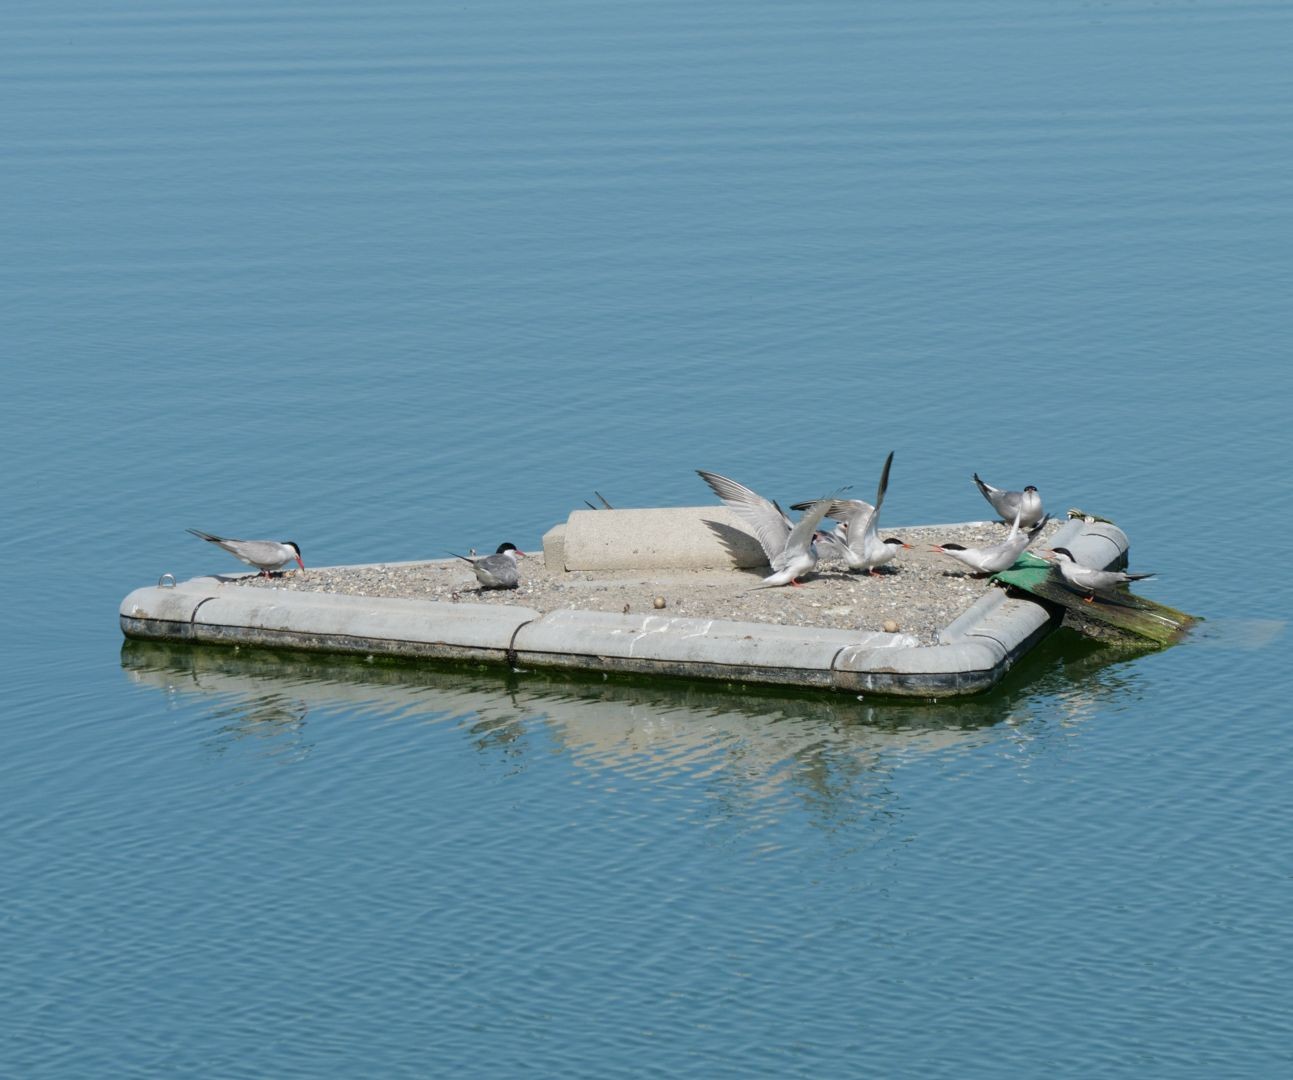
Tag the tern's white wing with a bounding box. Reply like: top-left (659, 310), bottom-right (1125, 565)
top-left (771, 495), bottom-right (834, 572)
top-left (1003, 505), bottom-right (1022, 543)
top-left (973, 473), bottom-right (1012, 518)
top-left (872, 450), bottom-right (894, 513)
top-left (791, 451), bottom-right (892, 559)
top-left (473, 551), bottom-right (520, 588)
top-left (798, 498), bottom-right (873, 527)
top-left (827, 499), bottom-right (877, 542)
top-left (696, 470), bottom-right (792, 561)
top-left (225, 540), bottom-right (291, 567)
top-left (188, 529), bottom-right (299, 571)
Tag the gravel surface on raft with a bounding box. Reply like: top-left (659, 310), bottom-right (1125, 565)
top-left (231, 520), bottom-right (1063, 645)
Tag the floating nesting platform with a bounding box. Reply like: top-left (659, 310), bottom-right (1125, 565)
top-left (119, 509), bottom-right (1164, 698)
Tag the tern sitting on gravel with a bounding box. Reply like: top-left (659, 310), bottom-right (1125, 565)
top-left (187, 529), bottom-right (304, 577)
top-left (930, 508), bottom-right (1047, 576)
top-left (697, 469), bottom-right (838, 588)
top-left (451, 543), bottom-right (525, 590)
top-left (973, 473), bottom-right (1045, 529)
top-left (1037, 546), bottom-right (1156, 602)
top-left (791, 450), bottom-right (910, 575)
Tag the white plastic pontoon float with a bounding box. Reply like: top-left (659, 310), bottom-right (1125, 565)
top-left (116, 509), bottom-right (1148, 703)
top-left (120, 512), bottom-right (1135, 697)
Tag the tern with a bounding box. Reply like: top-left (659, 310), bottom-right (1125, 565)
top-left (696, 470), bottom-right (838, 588)
top-left (187, 529), bottom-right (304, 576)
top-left (1037, 546), bottom-right (1155, 602)
top-left (973, 473), bottom-right (1045, 529)
top-left (930, 509), bottom-right (1047, 575)
top-left (450, 542), bottom-right (525, 590)
top-left (790, 450), bottom-right (910, 575)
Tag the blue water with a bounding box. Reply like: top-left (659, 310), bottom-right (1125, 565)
top-left (3, 1), bottom-right (1291, 1075)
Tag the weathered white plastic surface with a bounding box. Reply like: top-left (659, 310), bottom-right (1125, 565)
top-left (121, 578), bottom-right (539, 661)
top-left (834, 594), bottom-right (1053, 695)
top-left (120, 515), bottom-right (1131, 696)
top-left (513, 608), bottom-right (916, 687)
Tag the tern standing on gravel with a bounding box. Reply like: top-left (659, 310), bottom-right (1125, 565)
top-left (187, 529), bottom-right (305, 576)
top-left (973, 473), bottom-right (1045, 529)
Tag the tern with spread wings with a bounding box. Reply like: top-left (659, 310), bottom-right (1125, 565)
top-left (696, 470), bottom-right (837, 588)
top-left (791, 450), bottom-right (910, 575)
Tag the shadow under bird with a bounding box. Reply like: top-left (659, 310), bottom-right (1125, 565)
top-left (696, 469), bottom-right (839, 588)
top-left (1037, 545), bottom-right (1156, 602)
top-left (790, 450), bottom-right (910, 575)
top-left (930, 508), bottom-right (1048, 575)
top-left (973, 473), bottom-right (1045, 529)
top-left (186, 529), bottom-right (304, 576)
top-left (450, 542), bottom-right (525, 589)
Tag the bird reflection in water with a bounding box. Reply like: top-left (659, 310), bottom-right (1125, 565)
top-left (205, 694), bottom-right (311, 764)
top-left (122, 643), bottom-right (313, 764)
top-left (463, 712), bottom-right (533, 772)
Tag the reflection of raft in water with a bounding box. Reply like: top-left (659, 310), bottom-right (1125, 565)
top-left (119, 511), bottom-right (1192, 699)
top-left (121, 635), bottom-right (1152, 769)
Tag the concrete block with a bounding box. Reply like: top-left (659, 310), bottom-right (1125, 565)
top-left (541, 522), bottom-right (567, 572)
top-left (557, 506), bottom-right (766, 571)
